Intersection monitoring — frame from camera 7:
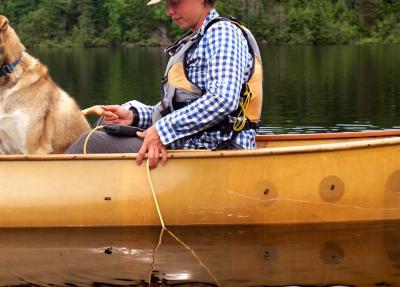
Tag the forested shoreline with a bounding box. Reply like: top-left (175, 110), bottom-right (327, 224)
top-left (1, 0), bottom-right (399, 47)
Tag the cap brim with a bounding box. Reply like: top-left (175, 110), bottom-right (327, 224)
top-left (147, 0), bottom-right (163, 5)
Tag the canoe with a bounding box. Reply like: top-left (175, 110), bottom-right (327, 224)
top-left (1, 129), bottom-right (400, 227)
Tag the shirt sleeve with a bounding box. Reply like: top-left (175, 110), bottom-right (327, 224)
top-left (155, 22), bottom-right (249, 145)
top-left (122, 100), bottom-right (154, 129)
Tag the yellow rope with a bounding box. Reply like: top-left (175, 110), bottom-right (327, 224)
top-left (145, 159), bottom-right (221, 287)
top-left (233, 83), bottom-right (252, 132)
top-left (146, 160), bottom-right (166, 229)
top-left (83, 125), bottom-right (104, 155)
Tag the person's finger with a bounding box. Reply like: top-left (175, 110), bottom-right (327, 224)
top-left (160, 146), bottom-right (168, 166)
top-left (102, 105), bottom-right (121, 112)
top-left (103, 115), bottom-right (121, 125)
top-left (148, 146), bottom-right (156, 169)
top-left (103, 119), bottom-right (121, 125)
top-left (154, 146), bottom-right (161, 169)
top-left (103, 110), bottom-right (118, 116)
top-left (103, 105), bottom-right (125, 121)
top-left (103, 111), bottom-right (119, 119)
top-left (150, 144), bottom-right (160, 169)
top-left (136, 131), bottom-right (146, 139)
top-left (136, 142), bottom-right (147, 165)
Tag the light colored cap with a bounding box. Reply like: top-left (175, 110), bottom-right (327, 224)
top-left (147, 0), bottom-right (163, 5)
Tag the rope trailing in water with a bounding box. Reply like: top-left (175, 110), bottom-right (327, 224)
top-left (146, 159), bottom-right (221, 287)
top-left (148, 227), bottom-right (165, 284)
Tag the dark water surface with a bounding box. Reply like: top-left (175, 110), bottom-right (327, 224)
top-left (31, 45), bottom-right (400, 134)
top-left (0, 221), bottom-right (399, 286)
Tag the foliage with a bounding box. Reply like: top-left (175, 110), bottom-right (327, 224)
top-left (0, 0), bottom-right (399, 47)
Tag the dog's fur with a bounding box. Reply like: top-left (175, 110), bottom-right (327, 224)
top-left (0, 15), bottom-right (90, 154)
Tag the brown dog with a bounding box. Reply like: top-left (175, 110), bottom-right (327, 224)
top-left (0, 15), bottom-right (90, 154)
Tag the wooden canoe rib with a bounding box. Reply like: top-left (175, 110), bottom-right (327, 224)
top-left (0, 130), bottom-right (400, 227)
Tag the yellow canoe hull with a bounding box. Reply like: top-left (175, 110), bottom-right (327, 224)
top-left (1, 131), bottom-right (400, 227)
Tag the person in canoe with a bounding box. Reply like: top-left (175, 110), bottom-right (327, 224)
top-left (67, 0), bottom-right (263, 168)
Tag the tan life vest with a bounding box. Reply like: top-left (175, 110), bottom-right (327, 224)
top-left (153, 17), bottom-right (263, 132)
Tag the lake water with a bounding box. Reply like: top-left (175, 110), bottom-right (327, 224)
top-left (1, 221), bottom-right (399, 286)
top-left (31, 45), bottom-right (400, 134)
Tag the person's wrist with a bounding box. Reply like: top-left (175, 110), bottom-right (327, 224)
top-left (129, 107), bottom-right (139, 126)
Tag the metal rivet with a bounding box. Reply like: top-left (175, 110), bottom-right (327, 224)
top-left (105, 197), bottom-right (112, 201)
top-left (264, 188), bottom-right (270, 195)
top-left (330, 185), bottom-right (336, 191)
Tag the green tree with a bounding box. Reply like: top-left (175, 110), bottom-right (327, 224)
top-left (1, 0), bottom-right (399, 47)
top-left (103, 0), bottom-right (126, 44)
top-left (76, 0), bottom-right (96, 46)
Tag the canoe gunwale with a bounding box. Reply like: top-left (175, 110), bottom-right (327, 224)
top-left (257, 129), bottom-right (400, 141)
top-left (1, 136), bottom-right (400, 161)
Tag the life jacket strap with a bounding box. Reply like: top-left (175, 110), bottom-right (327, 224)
top-left (205, 117), bottom-right (259, 134)
top-left (165, 30), bottom-right (194, 56)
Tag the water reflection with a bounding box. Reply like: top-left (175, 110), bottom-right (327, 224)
top-left (30, 45), bottom-right (400, 134)
top-left (0, 221), bottom-right (399, 286)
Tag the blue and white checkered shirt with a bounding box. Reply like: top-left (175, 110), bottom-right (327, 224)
top-left (125, 9), bottom-right (256, 150)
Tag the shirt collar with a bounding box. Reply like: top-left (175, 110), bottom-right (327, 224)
top-left (190, 9), bottom-right (219, 40)
top-left (165, 9), bottom-right (219, 55)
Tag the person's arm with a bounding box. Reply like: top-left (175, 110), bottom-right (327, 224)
top-left (155, 22), bottom-right (249, 145)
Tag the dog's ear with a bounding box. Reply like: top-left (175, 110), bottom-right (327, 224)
top-left (0, 16), bottom-right (9, 32)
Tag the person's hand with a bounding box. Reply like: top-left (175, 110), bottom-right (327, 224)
top-left (136, 125), bottom-right (167, 169)
top-left (102, 105), bottom-right (133, 125)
